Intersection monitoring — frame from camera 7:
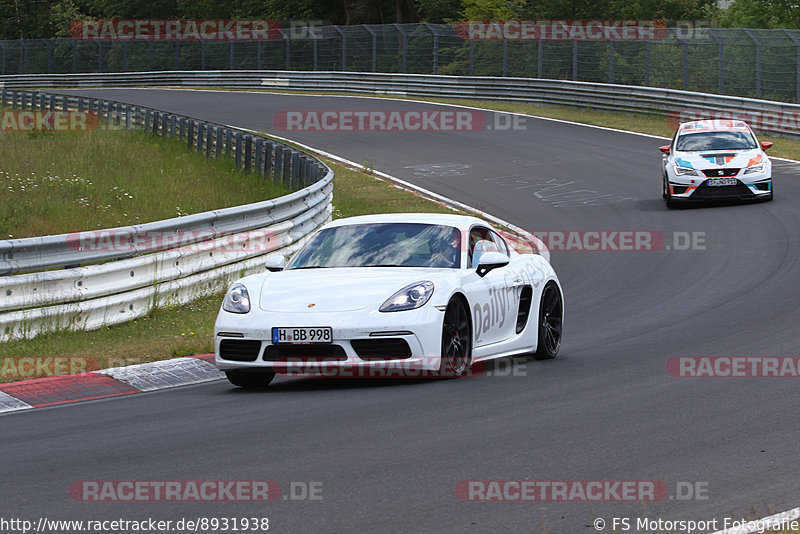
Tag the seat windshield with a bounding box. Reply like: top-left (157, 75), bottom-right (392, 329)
top-left (676, 131), bottom-right (757, 151)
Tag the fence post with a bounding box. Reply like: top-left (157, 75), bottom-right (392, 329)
top-left (0, 42), bottom-right (5, 75)
top-left (469, 40), bottom-right (474, 75)
top-left (229, 42), bottom-right (234, 70)
top-left (291, 151), bottom-right (300, 188)
top-left (608, 41), bottom-right (614, 84)
top-left (225, 129), bottom-right (232, 155)
top-left (201, 41), bottom-right (206, 70)
top-left (645, 41), bottom-right (651, 86)
top-left (125, 105), bottom-right (130, 129)
top-left (283, 149), bottom-right (292, 185)
top-left (537, 41), bottom-right (543, 78)
top-left (572, 40), bottom-right (577, 81)
top-left (742, 29), bottom-right (761, 98)
top-left (72, 40), bottom-right (77, 73)
top-left (364, 26), bottom-right (377, 72)
top-left (285, 32), bottom-right (291, 70)
top-left (206, 124), bottom-right (213, 156)
top-left (333, 26), bottom-right (346, 70)
top-left (783, 30), bottom-right (800, 102)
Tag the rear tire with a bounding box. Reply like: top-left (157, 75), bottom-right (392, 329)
top-left (225, 369), bottom-right (275, 388)
top-left (534, 283), bottom-right (563, 360)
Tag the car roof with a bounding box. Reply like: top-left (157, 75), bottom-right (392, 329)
top-left (678, 119), bottom-right (751, 134)
top-left (323, 213), bottom-right (494, 231)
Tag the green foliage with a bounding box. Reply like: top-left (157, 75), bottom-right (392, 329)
top-left (713, 0), bottom-right (800, 29)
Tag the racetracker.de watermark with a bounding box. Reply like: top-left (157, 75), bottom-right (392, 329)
top-left (65, 229), bottom-right (280, 255)
top-left (69, 480), bottom-right (323, 502)
top-left (667, 356), bottom-right (800, 377)
top-left (69, 19), bottom-right (282, 41)
top-left (503, 231), bottom-right (706, 254)
top-left (271, 110), bottom-right (529, 132)
top-left (1, 111), bottom-right (99, 132)
top-left (1, 356), bottom-right (100, 380)
top-left (455, 19), bottom-right (668, 41)
top-left (456, 480), bottom-right (709, 502)
top-left (667, 109), bottom-right (800, 133)
top-left (272, 357), bottom-right (526, 379)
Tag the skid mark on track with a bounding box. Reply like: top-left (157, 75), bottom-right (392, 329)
top-left (485, 175), bottom-right (636, 207)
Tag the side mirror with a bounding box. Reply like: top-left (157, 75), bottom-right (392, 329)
top-left (476, 251), bottom-right (509, 277)
top-left (659, 145), bottom-right (671, 155)
top-left (265, 255), bottom-right (285, 272)
top-left (761, 141), bottom-right (773, 151)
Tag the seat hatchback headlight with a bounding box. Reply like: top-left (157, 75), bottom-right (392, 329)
top-left (223, 283), bottom-right (251, 314)
top-left (744, 163), bottom-right (765, 174)
top-left (380, 281), bottom-right (434, 312)
top-left (674, 165), bottom-right (698, 176)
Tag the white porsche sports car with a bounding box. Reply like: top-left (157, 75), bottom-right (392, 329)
top-left (214, 213), bottom-right (563, 388)
top-left (661, 119), bottom-right (773, 207)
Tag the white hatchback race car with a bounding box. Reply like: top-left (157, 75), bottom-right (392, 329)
top-left (660, 119), bottom-right (773, 207)
top-left (214, 213), bottom-right (563, 388)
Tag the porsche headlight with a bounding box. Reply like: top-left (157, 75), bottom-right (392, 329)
top-left (674, 165), bottom-right (698, 176)
top-left (380, 281), bottom-right (434, 312)
top-left (222, 283), bottom-right (251, 314)
top-left (744, 163), bottom-right (765, 174)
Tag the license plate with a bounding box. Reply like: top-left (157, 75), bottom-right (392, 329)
top-left (707, 177), bottom-right (737, 186)
top-left (272, 327), bottom-right (332, 344)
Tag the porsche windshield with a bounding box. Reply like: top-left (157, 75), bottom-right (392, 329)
top-left (287, 223), bottom-right (461, 269)
top-left (676, 130), bottom-right (757, 151)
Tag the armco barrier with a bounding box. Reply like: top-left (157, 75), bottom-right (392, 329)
top-left (0, 88), bottom-right (333, 342)
top-left (1, 71), bottom-right (799, 138)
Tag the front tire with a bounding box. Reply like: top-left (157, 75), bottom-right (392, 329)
top-left (663, 175), bottom-right (675, 208)
top-left (534, 283), bottom-right (563, 360)
top-left (438, 297), bottom-right (472, 377)
top-left (225, 369), bottom-right (275, 388)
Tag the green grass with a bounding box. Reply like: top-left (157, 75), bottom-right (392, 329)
top-left (0, 158), bottom-right (452, 381)
top-left (0, 122), bottom-right (289, 239)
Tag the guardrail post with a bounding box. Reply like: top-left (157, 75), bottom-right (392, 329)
top-left (299, 156), bottom-right (308, 187)
top-left (144, 110), bottom-right (152, 134)
top-left (215, 126), bottom-right (224, 157)
top-left (225, 129), bottom-right (233, 155)
top-left (196, 122), bottom-right (204, 151)
top-left (283, 149), bottom-right (292, 185)
top-left (38, 93), bottom-right (45, 111)
top-left (0, 88), bottom-right (6, 105)
top-left (254, 138), bottom-right (264, 175)
top-left (187, 119), bottom-right (195, 147)
top-left (291, 151), bottom-right (300, 188)
top-left (153, 111), bottom-right (160, 135)
top-left (244, 135), bottom-right (253, 171)
top-left (170, 115), bottom-right (176, 137)
top-left (274, 145), bottom-right (284, 183)
top-left (235, 132), bottom-right (243, 168)
top-left (78, 97), bottom-right (84, 112)
top-left (205, 124), bottom-right (213, 156)
top-left (179, 117), bottom-right (186, 139)
top-left (125, 105), bottom-right (130, 129)
top-left (264, 142), bottom-right (273, 180)
top-left (162, 113), bottom-right (170, 136)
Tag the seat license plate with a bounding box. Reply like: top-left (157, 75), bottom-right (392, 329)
top-left (272, 327), bottom-right (332, 344)
top-left (707, 177), bottom-right (737, 186)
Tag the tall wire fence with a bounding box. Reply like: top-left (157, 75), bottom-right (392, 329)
top-left (2, 24), bottom-right (799, 102)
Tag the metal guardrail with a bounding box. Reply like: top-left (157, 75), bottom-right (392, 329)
top-left (1, 71), bottom-right (798, 138)
top-left (0, 88), bottom-right (333, 341)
